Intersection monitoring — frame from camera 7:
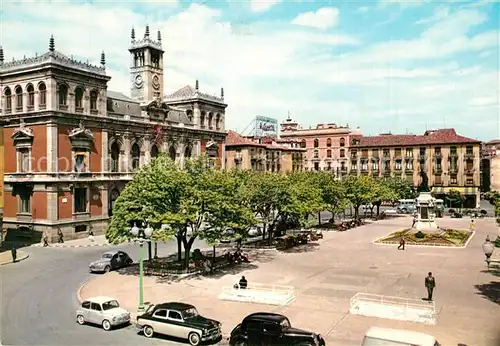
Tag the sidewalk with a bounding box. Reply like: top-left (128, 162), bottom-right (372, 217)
top-left (33, 235), bottom-right (112, 248)
top-left (0, 250), bottom-right (29, 265)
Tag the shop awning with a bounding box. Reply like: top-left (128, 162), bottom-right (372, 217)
top-left (431, 187), bottom-right (477, 195)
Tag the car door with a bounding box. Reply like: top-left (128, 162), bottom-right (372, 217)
top-left (89, 302), bottom-right (103, 324)
top-left (110, 254), bottom-right (120, 269)
top-left (262, 321), bottom-right (283, 345)
top-left (117, 252), bottom-right (127, 268)
top-left (166, 310), bottom-right (185, 339)
top-left (150, 309), bottom-right (169, 335)
top-left (81, 301), bottom-right (91, 321)
top-left (245, 321), bottom-right (264, 346)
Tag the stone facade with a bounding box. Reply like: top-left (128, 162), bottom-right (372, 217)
top-left (280, 117), bottom-right (361, 176)
top-left (0, 28), bottom-right (227, 241)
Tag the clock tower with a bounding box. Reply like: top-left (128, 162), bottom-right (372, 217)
top-left (128, 25), bottom-right (164, 102)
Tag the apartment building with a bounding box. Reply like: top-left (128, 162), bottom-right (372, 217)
top-left (349, 129), bottom-right (481, 207)
top-left (225, 130), bottom-right (305, 172)
top-left (280, 116), bottom-right (361, 176)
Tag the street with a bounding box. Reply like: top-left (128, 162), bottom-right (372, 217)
top-left (1, 239), bottom-right (207, 345)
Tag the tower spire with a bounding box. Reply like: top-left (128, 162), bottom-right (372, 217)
top-left (220, 87), bottom-right (224, 99)
top-left (144, 24), bottom-right (150, 38)
top-left (100, 50), bottom-right (106, 66)
top-left (49, 35), bottom-right (55, 52)
top-left (0, 46), bottom-right (4, 64)
top-left (157, 30), bottom-right (161, 43)
top-left (131, 27), bottom-right (135, 41)
top-left (195, 79), bottom-right (199, 91)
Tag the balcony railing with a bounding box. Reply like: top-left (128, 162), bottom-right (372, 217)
top-left (449, 152), bottom-right (458, 157)
top-left (449, 167), bottom-right (458, 173)
top-left (434, 167), bottom-right (443, 174)
top-left (464, 152), bottom-right (475, 158)
top-left (394, 152), bottom-right (403, 159)
top-left (59, 104), bottom-right (68, 111)
top-left (465, 169), bottom-right (474, 175)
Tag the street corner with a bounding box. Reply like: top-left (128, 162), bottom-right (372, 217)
top-left (0, 250), bottom-right (30, 266)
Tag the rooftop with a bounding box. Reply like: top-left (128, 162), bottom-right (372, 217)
top-left (244, 312), bottom-right (286, 322)
top-left (155, 302), bottom-right (195, 311)
top-left (226, 131), bottom-right (305, 151)
top-left (351, 129), bottom-right (480, 148)
top-left (164, 80), bottom-right (226, 106)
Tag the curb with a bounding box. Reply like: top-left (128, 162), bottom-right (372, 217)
top-left (372, 230), bottom-right (476, 249)
top-left (32, 242), bottom-right (112, 248)
top-left (0, 252), bottom-right (30, 266)
top-left (76, 279), bottom-right (90, 303)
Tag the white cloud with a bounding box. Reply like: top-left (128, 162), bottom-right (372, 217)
top-left (1, 3), bottom-right (498, 140)
top-left (291, 7), bottom-right (340, 30)
top-left (416, 7), bottom-right (450, 24)
top-left (250, 0), bottom-right (280, 12)
top-left (358, 6), bottom-right (370, 12)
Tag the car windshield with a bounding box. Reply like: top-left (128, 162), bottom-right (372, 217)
top-left (182, 307), bottom-right (199, 319)
top-left (280, 318), bottom-right (291, 329)
top-left (102, 300), bottom-right (119, 310)
top-left (102, 253), bottom-right (113, 259)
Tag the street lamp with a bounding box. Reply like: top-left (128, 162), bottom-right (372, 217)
top-left (130, 222), bottom-right (153, 312)
top-left (482, 237), bottom-right (495, 270)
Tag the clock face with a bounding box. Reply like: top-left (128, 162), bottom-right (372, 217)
top-left (134, 74), bottom-right (143, 89)
top-left (152, 75), bottom-right (160, 90)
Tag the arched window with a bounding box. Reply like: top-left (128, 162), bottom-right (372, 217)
top-left (184, 146), bottom-right (192, 158)
top-left (340, 137), bottom-right (345, 147)
top-left (38, 83), bottom-right (47, 107)
top-left (326, 138), bottom-right (332, 147)
top-left (58, 84), bottom-right (68, 106)
top-left (27, 84), bottom-right (35, 109)
top-left (208, 112), bottom-right (213, 129)
top-left (169, 146), bottom-right (176, 160)
top-left (300, 139), bottom-right (306, 148)
top-left (186, 110), bottom-right (193, 123)
top-left (131, 143), bottom-right (140, 170)
top-left (90, 90), bottom-right (98, 111)
top-left (314, 138), bottom-right (319, 148)
top-left (75, 87), bottom-right (84, 110)
top-left (110, 142), bottom-right (120, 172)
top-left (4, 87), bottom-right (12, 112)
top-left (215, 114), bottom-right (221, 130)
top-left (15, 86), bottom-right (23, 111)
top-left (151, 144), bottom-right (159, 159)
top-left (314, 150), bottom-right (319, 158)
top-left (327, 149), bottom-right (332, 158)
top-left (340, 149), bottom-right (345, 158)
top-left (200, 111), bottom-right (205, 128)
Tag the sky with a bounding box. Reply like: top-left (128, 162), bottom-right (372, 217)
top-left (1, 0), bottom-right (499, 140)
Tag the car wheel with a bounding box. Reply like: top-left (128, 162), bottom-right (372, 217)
top-left (76, 315), bottom-right (85, 325)
top-left (104, 266), bottom-right (111, 273)
top-left (143, 325), bottom-right (154, 338)
top-left (188, 332), bottom-right (201, 346)
top-left (102, 319), bottom-right (112, 331)
top-left (234, 340), bottom-right (248, 346)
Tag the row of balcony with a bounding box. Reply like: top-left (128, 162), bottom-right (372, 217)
top-left (349, 166), bottom-right (476, 174)
top-left (350, 152), bottom-right (476, 160)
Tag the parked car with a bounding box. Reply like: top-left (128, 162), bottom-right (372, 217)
top-left (229, 312), bottom-right (325, 346)
top-left (136, 302), bottom-right (222, 345)
top-left (76, 296), bottom-right (130, 331)
top-left (362, 327), bottom-right (440, 346)
top-left (89, 250), bottom-right (133, 273)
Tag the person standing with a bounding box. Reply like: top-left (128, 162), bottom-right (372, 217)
top-left (11, 244), bottom-right (17, 263)
top-left (425, 272), bottom-right (436, 301)
top-left (470, 218), bottom-right (475, 231)
top-left (88, 229), bottom-right (95, 242)
top-left (57, 229), bottom-right (64, 243)
top-left (239, 276), bottom-right (248, 289)
top-left (398, 236), bottom-right (405, 250)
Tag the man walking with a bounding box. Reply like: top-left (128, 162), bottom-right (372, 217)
top-left (425, 272), bottom-right (436, 301)
top-left (398, 236), bottom-right (405, 250)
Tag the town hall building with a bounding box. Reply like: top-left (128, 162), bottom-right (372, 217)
top-left (0, 26), bottom-right (228, 242)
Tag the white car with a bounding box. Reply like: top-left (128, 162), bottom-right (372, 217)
top-left (76, 296), bottom-right (131, 331)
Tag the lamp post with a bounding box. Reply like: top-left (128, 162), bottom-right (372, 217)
top-left (482, 237), bottom-right (495, 270)
top-left (130, 222), bottom-right (153, 312)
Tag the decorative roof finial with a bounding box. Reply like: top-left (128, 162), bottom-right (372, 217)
top-left (145, 24), bottom-right (150, 38)
top-left (100, 50), bottom-right (106, 66)
top-left (0, 46), bottom-right (4, 64)
top-left (131, 27), bottom-right (135, 41)
top-left (220, 87), bottom-right (224, 99)
top-left (49, 35), bottom-right (55, 52)
top-left (195, 79), bottom-right (199, 90)
top-left (157, 30), bottom-right (161, 42)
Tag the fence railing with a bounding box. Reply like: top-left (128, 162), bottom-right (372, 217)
top-left (350, 292), bottom-right (436, 314)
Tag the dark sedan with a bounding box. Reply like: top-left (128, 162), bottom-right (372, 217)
top-left (89, 250), bottom-right (133, 273)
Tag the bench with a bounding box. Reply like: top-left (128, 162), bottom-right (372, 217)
top-left (218, 283), bottom-right (295, 306)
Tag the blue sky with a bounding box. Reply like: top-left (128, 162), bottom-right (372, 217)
top-left (1, 0), bottom-right (499, 140)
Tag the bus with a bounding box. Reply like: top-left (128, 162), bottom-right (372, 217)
top-left (396, 199), bottom-right (416, 214)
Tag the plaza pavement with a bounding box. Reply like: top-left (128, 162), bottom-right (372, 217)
top-left (32, 234), bottom-right (112, 248)
top-left (0, 249), bottom-right (29, 265)
top-left (79, 217), bottom-right (500, 346)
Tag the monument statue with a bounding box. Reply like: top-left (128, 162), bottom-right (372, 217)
top-left (418, 168), bottom-right (430, 192)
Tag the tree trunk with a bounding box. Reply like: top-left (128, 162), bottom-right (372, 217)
top-left (376, 205), bottom-right (380, 216)
top-left (267, 223), bottom-right (275, 246)
top-left (262, 223), bottom-right (267, 241)
top-left (369, 206), bottom-right (374, 218)
top-left (147, 241), bottom-right (152, 261)
top-left (182, 236), bottom-right (197, 271)
top-left (354, 205), bottom-right (360, 219)
top-left (318, 212), bottom-right (321, 226)
top-left (211, 245), bottom-right (216, 273)
top-left (176, 235), bottom-right (182, 262)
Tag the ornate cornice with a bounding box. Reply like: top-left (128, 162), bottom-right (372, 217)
top-left (11, 119), bottom-right (34, 139)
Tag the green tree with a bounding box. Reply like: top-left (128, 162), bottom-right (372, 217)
top-left (343, 175), bottom-right (377, 219)
top-left (285, 172), bottom-right (324, 228)
top-left (313, 172), bottom-right (348, 222)
top-left (370, 179), bottom-right (398, 217)
top-left (382, 177), bottom-right (418, 201)
top-left (446, 189), bottom-right (464, 211)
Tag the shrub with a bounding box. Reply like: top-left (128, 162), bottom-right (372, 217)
top-left (415, 231), bottom-right (425, 239)
top-left (480, 209), bottom-right (487, 215)
top-left (449, 209), bottom-right (455, 214)
top-left (495, 236), bottom-right (500, 248)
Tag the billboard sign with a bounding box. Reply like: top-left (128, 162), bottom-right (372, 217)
top-left (255, 116), bottom-right (278, 137)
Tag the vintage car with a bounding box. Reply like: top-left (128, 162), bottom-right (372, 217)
top-left (76, 296), bottom-right (131, 331)
top-left (136, 302), bottom-right (222, 345)
top-left (89, 250), bottom-right (133, 273)
top-left (229, 312), bottom-right (325, 346)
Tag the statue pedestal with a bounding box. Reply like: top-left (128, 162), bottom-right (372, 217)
top-left (411, 192), bottom-right (441, 233)
top-left (412, 220), bottom-right (439, 232)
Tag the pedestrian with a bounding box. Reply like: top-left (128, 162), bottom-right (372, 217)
top-left (486, 235), bottom-right (490, 242)
top-left (239, 275), bottom-right (248, 289)
top-left (398, 236), bottom-right (405, 250)
top-left (411, 213), bottom-right (417, 228)
top-left (11, 244), bottom-right (17, 263)
top-left (42, 232), bottom-right (49, 247)
top-left (57, 229), bottom-right (64, 243)
top-left (88, 229), bottom-right (95, 242)
top-left (425, 272), bottom-right (436, 301)
top-left (470, 218), bottom-right (475, 231)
